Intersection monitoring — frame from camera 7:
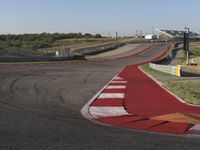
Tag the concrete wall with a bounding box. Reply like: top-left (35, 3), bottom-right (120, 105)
top-left (0, 55), bottom-right (85, 63)
top-left (149, 63), bottom-right (181, 76)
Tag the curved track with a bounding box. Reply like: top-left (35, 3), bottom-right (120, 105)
top-left (0, 43), bottom-right (200, 150)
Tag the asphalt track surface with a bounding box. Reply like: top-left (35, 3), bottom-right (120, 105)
top-left (0, 43), bottom-right (200, 150)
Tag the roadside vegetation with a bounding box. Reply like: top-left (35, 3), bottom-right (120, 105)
top-left (181, 42), bottom-right (200, 72)
top-left (0, 33), bottom-right (135, 57)
top-left (0, 33), bottom-right (104, 57)
top-left (49, 37), bottom-right (132, 53)
top-left (164, 42), bottom-right (200, 105)
top-left (0, 33), bottom-right (103, 51)
top-left (190, 42), bottom-right (200, 56)
top-left (165, 80), bottom-right (200, 105)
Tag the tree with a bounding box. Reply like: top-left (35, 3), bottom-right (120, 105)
top-left (94, 34), bottom-right (102, 38)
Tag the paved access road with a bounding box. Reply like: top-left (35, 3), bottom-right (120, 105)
top-left (0, 43), bottom-right (199, 150)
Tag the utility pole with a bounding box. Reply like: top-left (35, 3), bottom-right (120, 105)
top-left (184, 27), bottom-right (190, 65)
top-left (115, 32), bottom-right (118, 46)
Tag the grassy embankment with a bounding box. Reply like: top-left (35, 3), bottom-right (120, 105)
top-left (46, 37), bottom-right (133, 53)
top-left (165, 80), bottom-right (200, 105)
top-left (166, 42), bottom-right (200, 105)
top-left (0, 36), bottom-right (137, 64)
top-left (0, 34), bottom-right (135, 57)
top-left (190, 42), bottom-right (200, 56)
top-left (182, 42), bottom-right (200, 72)
top-left (48, 37), bottom-right (149, 52)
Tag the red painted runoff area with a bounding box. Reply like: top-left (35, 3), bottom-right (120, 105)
top-left (88, 44), bottom-right (200, 135)
top-left (121, 65), bottom-right (200, 117)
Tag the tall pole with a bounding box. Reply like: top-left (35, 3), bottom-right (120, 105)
top-left (184, 27), bottom-right (190, 65)
top-left (115, 32), bottom-right (118, 46)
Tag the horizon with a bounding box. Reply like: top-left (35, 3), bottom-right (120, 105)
top-left (0, 0), bottom-right (200, 36)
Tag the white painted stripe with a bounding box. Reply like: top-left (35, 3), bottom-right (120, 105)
top-left (106, 86), bottom-right (126, 89)
top-left (81, 67), bottom-right (126, 121)
top-left (114, 76), bottom-right (124, 80)
top-left (188, 125), bottom-right (200, 135)
top-left (98, 93), bottom-right (125, 99)
top-left (89, 107), bottom-right (129, 118)
top-left (111, 81), bottom-right (127, 84)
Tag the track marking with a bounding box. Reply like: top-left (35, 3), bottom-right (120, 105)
top-left (110, 81), bottom-right (127, 84)
top-left (89, 107), bottom-right (129, 118)
top-left (98, 93), bottom-right (125, 99)
top-left (114, 76), bottom-right (124, 80)
top-left (106, 86), bottom-right (126, 89)
top-left (188, 125), bottom-right (200, 135)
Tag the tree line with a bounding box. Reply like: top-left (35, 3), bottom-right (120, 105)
top-left (0, 33), bottom-right (103, 51)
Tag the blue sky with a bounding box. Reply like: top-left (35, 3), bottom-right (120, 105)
top-left (0, 0), bottom-right (200, 36)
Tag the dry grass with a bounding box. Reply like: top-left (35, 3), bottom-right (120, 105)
top-left (183, 65), bottom-right (200, 72)
top-left (182, 42), bottom-right (200, 72)
top-left (164, 80), bottom-right (200, 105)
top-left (52, 38), bottom-right (115, 50)
top-left (37, 37), bottom-right (134, 53)
top-left (190, 42), bottom-right (200, 56)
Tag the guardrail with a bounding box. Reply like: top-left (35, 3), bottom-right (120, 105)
top-left (149, 63), bottom-right (182, 77)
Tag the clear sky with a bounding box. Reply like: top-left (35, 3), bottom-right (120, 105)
top-left (0, 0), bottom-right (200, 36)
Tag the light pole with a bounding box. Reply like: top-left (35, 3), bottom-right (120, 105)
top-left (184, 27), bottom-right (190, 65)
top-left (115, 32), bottom-right (118, 46)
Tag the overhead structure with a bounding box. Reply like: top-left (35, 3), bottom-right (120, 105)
top-left (157, 29), bottom-right (200, 39)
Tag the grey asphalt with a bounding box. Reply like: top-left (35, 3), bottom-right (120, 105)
top-left (0, 43), bottom-right (199, 150)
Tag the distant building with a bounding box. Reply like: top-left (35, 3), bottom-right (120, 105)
top-left (145, 34), bottom-right (157, 40)
top-left (157, 29), bottom-right (200, 39)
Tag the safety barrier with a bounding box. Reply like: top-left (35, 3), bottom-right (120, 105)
top-left (0, 55), bottom-right (85, 62)
top-left (149, 63), bottom-right (182, 77)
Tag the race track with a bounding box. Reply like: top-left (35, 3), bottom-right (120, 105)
top-left (0, 43), bottom-right (200, 150)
